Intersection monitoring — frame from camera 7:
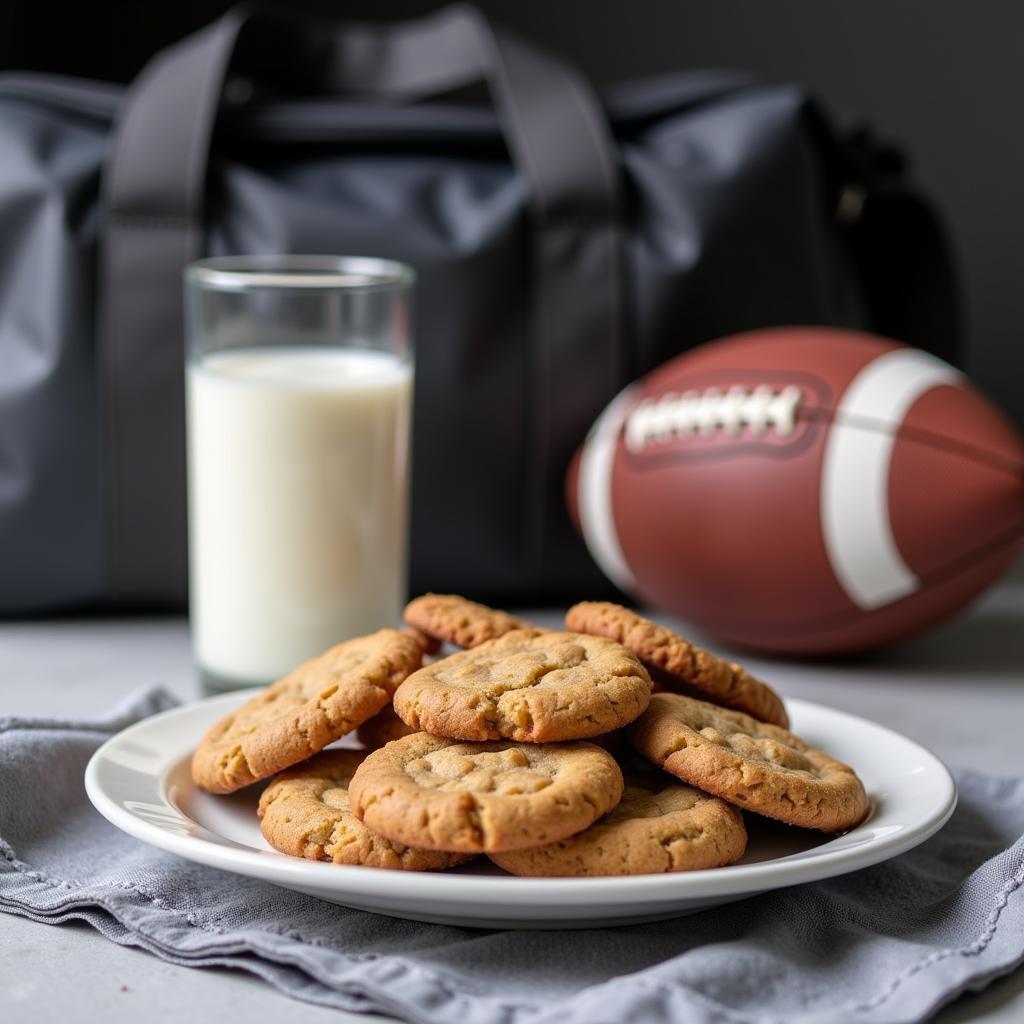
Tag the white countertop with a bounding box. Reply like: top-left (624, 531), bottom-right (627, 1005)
top-left (1, 571), bottom-right (1022, 1024)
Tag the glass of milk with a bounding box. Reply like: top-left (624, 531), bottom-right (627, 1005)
top-left (184, 255), bottom-right (414, 691)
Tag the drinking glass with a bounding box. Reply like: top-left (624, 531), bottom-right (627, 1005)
top-left (184, 255), bottom-right (414, 691)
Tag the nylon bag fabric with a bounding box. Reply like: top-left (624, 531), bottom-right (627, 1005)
top-left (0, 4), bottom-right (959, 612)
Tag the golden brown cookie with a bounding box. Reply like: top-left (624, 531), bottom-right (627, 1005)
top-left (258, 750), bottom-right (471, 871)
top-left (348, 732), bottom-right (624, 853)
top-left (566, 602), bottom-right (788, 728)
top-left (628, 693), bottom-right (869, 831)
top-left (403, 594), bottom-right (531, 649)
top-left (356, 702), bottom-right (417, 749)
top-left (489, 772), bottom-right (747, 876)
top-left (401, 625), bottom-right (442, 657)
top-left (393, 629), bottom-right (652, 742)
top-left (191, 629), bottom-right (423, 794)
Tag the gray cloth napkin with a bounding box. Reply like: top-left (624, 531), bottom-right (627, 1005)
top-left (1, 688), bottom-right (1022, 1024)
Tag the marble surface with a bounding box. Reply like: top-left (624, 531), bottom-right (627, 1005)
top-left (1, 568), bottom-right (1022, 1023)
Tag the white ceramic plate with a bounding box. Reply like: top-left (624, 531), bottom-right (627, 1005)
top-left (85, 691), bottom-right (956, 929)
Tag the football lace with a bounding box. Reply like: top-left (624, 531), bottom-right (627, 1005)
top-left (624, 385), bottom-right (803, 451)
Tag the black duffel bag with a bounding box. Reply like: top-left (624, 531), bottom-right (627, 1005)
top-left (0, 4), bottom-right (959, 612)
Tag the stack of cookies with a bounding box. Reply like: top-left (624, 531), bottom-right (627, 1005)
top-left (191, 596), bottom-right (869, 876)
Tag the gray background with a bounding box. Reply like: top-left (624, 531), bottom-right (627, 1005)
top-left (3, 0), bottom-right (1021, 424)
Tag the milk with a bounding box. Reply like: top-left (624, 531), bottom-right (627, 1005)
top-left (186, 347), bottom-right (413, 686)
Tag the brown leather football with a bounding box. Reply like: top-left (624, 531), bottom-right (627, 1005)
top-left (567, 327), bottom-right (1024, 655)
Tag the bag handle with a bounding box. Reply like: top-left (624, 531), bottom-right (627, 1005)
top-left (98, 3), bottom-right (624, 601)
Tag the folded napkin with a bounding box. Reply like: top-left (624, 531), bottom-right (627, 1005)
top-left (1, 688), bottom-right (1022, 1024)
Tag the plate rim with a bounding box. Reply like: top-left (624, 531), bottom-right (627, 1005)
top-left (84, 690), bottom-right (957, 908)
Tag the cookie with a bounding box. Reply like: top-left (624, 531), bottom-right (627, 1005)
top-left (393, 629), bottom-right (652, 742)
top-left (489, 772), bottom-right (747, 876)
top-left (348, 732), bottom-right (624, 853)
top-left (403, 593), bottom-right (531, 648)
top-left (192, 629), bottom-right (423, 794)
top-left (356, 702), bottom-right (417, 749)
top-left (258, 750), bottom-right (470, 871)
top-left (566, 602), bottom-right (788, 728)
top-left (402, 625), bottom-right (442, 657)
top-left (628, 693), bottom-right (869, 831)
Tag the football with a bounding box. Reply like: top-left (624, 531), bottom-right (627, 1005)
top-left (567, 327), bottom-right (1024, 655)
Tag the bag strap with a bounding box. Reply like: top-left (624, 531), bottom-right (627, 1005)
top-left (98, 3), bottom-right (624, 601)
